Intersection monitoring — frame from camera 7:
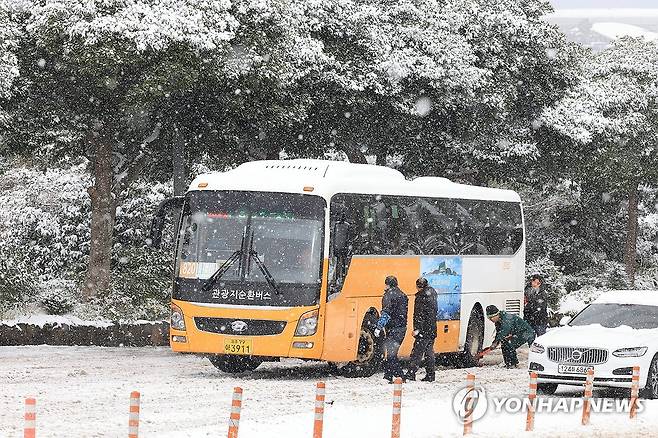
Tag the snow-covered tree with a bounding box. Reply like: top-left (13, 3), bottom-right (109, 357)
top-left (292, 0), bottom-right (579, 181)
top-left (4, 0), bottom-right (329, 299)
top-left (0, 0), bottom-right (20, 134)
top-left (541, 37), bottom-right (658, 285)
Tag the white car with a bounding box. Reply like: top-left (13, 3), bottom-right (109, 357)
top-left (528, 290), bottom-right (658, 398)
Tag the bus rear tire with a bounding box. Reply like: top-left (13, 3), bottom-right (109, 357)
top-left (208, 355), bottom-right (262, 373)
top-left (458, 308), bottom-right (484, 368)
top-left (337, 316), bottom-right (383, 378)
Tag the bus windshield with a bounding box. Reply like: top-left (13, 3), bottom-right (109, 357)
top-left (173, 191), bottom-right (325, 306)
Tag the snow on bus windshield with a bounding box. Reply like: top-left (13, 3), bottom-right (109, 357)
top-left (176, 191), bottom-right (325, 285)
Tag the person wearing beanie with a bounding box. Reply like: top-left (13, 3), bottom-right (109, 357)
top-left (375, 275), bottom-right (409, 383)
top-left (405, 277), bottom-right (438, 382)
top-left (486, 304), bottom-right (536, 368)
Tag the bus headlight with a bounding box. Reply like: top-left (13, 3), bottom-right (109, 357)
top-left (170, 304), bottom-right (186, 331)
top-left (613, 347), bottom-right (648, 357)
top-left (295, 310), bottom-right (318, 337)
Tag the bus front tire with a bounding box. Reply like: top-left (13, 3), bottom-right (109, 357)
top-left (337, 318), bottom-right (383, 378)
top-left (208, 354), bottom-right (262, 373)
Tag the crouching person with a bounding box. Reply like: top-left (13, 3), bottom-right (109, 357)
top-left (486, 305), bottom-right (535, 368)
top-left (405, 277), bottom-right (438, 382)
top-left (374, 275), bottom-right (409, 383)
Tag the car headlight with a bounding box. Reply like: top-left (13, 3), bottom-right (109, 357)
top-left (530, 342), bottom-right (545, 354)
top-left (294, 310), bottom-right (319, 337)
top-left (612, 347), bottom-right (648, 357)
top-left (170, 304), bottom-right (186, 331)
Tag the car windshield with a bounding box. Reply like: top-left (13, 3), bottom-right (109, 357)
top-left (176, 190), bottom-right (325, 285)
top-left (569, 303), bottom-right (658, 330)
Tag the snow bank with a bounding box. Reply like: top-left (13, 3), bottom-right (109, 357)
top-left (1, 313), bottom-right (113, 328)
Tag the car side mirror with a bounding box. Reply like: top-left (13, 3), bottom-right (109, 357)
top-left (559, 315), bottom-right (571, 326)
top-left (333, 222), bottom-right (350, 256)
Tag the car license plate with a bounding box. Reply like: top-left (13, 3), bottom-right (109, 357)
top-left (223, 338), bottom-right (253, 355)
top-left (558, 364), bottom-right (593, 374)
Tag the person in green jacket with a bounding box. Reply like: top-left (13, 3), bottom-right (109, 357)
top-left (486, 305), bottom-right (536, 368)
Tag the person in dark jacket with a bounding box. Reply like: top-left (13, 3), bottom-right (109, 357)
top-left (524, 274), bottom-right (548, 336)
top-left (405, 277), bottom-right (438, 382)
top-left (374, 275), bottom-right (409, 383)
top-left (486, 305), bottom-right (535, 368)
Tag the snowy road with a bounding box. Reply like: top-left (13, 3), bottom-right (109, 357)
top-left (1, 346), bottom-right (657, 437)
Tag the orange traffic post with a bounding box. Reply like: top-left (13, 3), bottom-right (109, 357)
top-left (463, 373), bottom-right (475, 435)
top-left (24, 398), bottom-right (36, 438)
top-left (526, 372), bottom-right (538, 431)
top-left (128, 391), bottom-right (140, 438)
top-left (313, 382), bottom-right (326, 438)
top-left (581, 369), bottom-right (594, 425)
top-left (630, 366), bottom-right (640, 419)
top-left (228, 387), bottom-right (243, 438)
top-left (391, 377), bottom-right (402, 438)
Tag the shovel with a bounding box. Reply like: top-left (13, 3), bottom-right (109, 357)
top-left (475, 346), bottom-right (493, 360)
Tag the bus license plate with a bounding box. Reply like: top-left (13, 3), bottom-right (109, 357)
top-left (558, 364), bottom-right (593, 375)
top-left (224, 338), bottom-right (253, 355)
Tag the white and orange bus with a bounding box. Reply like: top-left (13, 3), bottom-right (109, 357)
top-left (151, 159), bottom-right (525, 375)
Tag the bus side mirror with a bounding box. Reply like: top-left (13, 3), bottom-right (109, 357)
top-left (333, 222), bottom-right (350, 256)
top-left (149, 196), bottom-right (184, 249)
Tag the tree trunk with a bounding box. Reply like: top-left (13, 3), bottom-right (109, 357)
top-left (172, 129), bottom-right (187, 196)
top-left (623, 182), bottom-right (639, 287)
top-left (376, 149), bottom-right (387, 166)
top-left (341, 143), bottom-right (367, 164)
top-left (83, 132), bottom-right (116, 300)
top-left (265, 141), bottom-right (280, 160)
top-left (172, 128), bottom-right (187, 230)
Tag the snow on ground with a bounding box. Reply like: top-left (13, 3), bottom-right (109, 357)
top-left (1, 346), bottom-right (657, 437)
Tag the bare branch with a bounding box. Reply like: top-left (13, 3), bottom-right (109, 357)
top-left (113, 121), bottom-right (162, 193)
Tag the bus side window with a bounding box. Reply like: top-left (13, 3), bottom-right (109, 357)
top-left (328, 196), bottom-right (357, 298)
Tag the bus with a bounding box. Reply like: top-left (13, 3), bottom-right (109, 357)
top-left (150, 159), bottom-right (525, 376)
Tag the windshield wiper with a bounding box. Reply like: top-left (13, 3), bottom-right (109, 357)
top-left (248, 248), bottom-right (281, 295)
top-left (201, 250), bottom-right (242, 292)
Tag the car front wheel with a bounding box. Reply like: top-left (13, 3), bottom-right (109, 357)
top-left (641, 354), bottom-right (658, 399)
top-left (537, 383), bottom-right (558, 395)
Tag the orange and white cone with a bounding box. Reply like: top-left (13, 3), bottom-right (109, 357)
top-left (630, 366), bottom-right (640, 419)
top-left (525, 372), bottom-right (538, 431)
top-left (581, 369), bottom-right (594, 425)
top-left (128, 391), bottom-right (140, 438)
top-left (228, 387), bottom-right (243, 438)
top-left (313, 382), bottom-right (325, 438)
top-left (24, 398), bottom-right (36, 438)
top-left (463, 373), bottom-right (476, 436)
top-left (391, 377), bottom-right (402, 438)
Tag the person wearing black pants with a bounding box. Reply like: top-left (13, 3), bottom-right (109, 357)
top-left (524, 274), bottom-right (549, 336)
top-left (405, 277), bottom-right (438, 382)
top-left (374, 275), bottom-right (409, 383)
